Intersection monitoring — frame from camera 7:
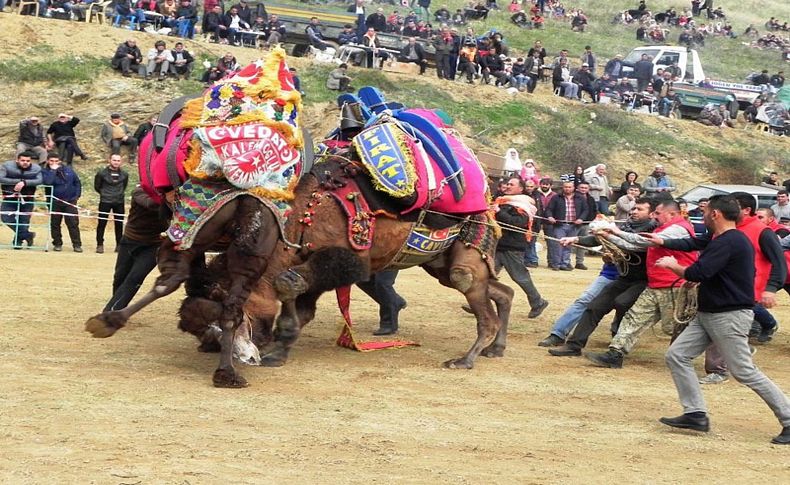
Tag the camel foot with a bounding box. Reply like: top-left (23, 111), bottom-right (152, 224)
top-left (197, 341), bottom-right (221, 353)
top-left (212, 368), bottom-right (249, 388)
top-left (85, 314), bottom-right (122, 338)
top-left (481, 345), bottom-right (505, 358)
top-left (443, 358), bottom-right (474, 369)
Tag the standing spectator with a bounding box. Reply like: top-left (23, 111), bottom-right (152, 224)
top-left (656, 195), bottom-right (790, 445)
top-left (94, 154), bottom-right (129, 254)
top-left (580, 45), bottom-right (596, 75)
top-left (770, 190), bottom-right (790, 221)
top-left (604, 54), bottom-right (624, 79)
top-left (536, 177), bottom-right (557, 266)
top-left (523, 179), bottom-right (541, 267)
top-left (16, 116), bottom-right (48, 165)
top-left (588, 163), bottom-right (612, 214)
top-left (634, 54), bottom-right (655, 92)
top-left (564, 164), bottom-right (586, 188)
top-left (133, 116), bottom-right (157, 144)
top-left (170, 42), bottom-right (194, 79)
top-left (643, 164), bottom-right (676, 197)
top-left (366, 7), bottom-right (387, 32)
top-left (101, 113), bottom-right (139, 156)
top-left (46, 113), bottom-right (87, 165)
top-left (574, 181), bottom-right (598, 270)
top-left (433, 27), bottom-right (454, 79)
top-left (231, 0), bottom-right (253, 25)
top-left (41, 154), bottom-right (82, 252)
top-left (398, 37), bottom-right (428, 75)
top-left (104, 187), bottom-right (170, 312)
top-left (545, 181), bottom-right (590, 270)
top-left (619, 170), bottom-right (642, 194)
top-left (111, 39), bottom-right (143, 78)
top-left (0, 152), bottom-right (42, 248)
top-left (493, 177), bottom-right (550, 317)
top-left (418, 0), bottom-right (431, 21)
top-left (616, 185), bottom-right (642, 224)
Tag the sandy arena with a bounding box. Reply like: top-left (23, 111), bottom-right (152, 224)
top-left (1, 230), bottom-right (789, 483)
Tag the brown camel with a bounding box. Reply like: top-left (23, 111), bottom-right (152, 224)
top-left (244, 154), bottom-right (515, 370)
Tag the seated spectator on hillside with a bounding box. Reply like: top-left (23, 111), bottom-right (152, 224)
top-left (17, 117), bottom-right (48, 165)
top-left (69, 0), bottom-right (94, 22)
top-left (306, 17), bottom-right (335, 54)
top-left (386, 11), bottom-right (401, 32)
top-left (457, 40), bottom-right (478, 83)
top-left (614, 77), bottom-right (634, 98)
top-left (134, 0), bottom-right (160, 29)
top-left (571, 10), bottom-right (588, 31)
top-left (133, 116), bottom-right (157, 143)
top-left (511, 10), bottom-right (530, 28)
top-left (263, 14), bottom-right (287, 47)
top-left (404, 10), bottom-right (419, 25)
top-left (481, 52), bottom-right (510, 86)
top-left (489, 32), bottom-right (509, 56)
top-left (169, 42), bottom-right (194, 79)
top-left (401, 20), bottom-right (419, 37)
top-left (522, 51), bottom-right (541, 93)
top-left (111, 39), bottom-right (143, 78)
top-left (201, 52), bottom-right (239, 84)
top-left (203, 5), bottom-right (227, 42)
top-left (223, 6), bottom-right (251, 46)
top-left (466, 1), bottom-right (488, 20)
top-left (573, 63), bottom-right (598, 102)
top-left (761, 171), bottom-right (783, 190)
top-left (511, 57), bottom-right (529, 90)
top-left (42, 154), bottom-right (82, 253)
top-left (531, 13), bottom-right (545, 28)
top-left (160, 0), bottom-right (178, 27)
top-left (452, 9), bottom-right (466, 26)
top-left (100, 113), bottom-right (138, 156)
top-left (552, 49), bottom-right (570, 68)
top-left (435, 5), bottom-right (451, 22)
top-left (366, 7), bottom-right (387, 32)
top-left (326, 63), bottom-right (354, 92)
top-left (743, 98), bottom-right (763, 123)
top-left (415, 21), bottom-right (433, 39)
top-left (0, 152), bottom-right (42, 249)
top-left (594, 73), bottom-right (617, 98)
top-left (144, 40), bottom-right (174, 80)
top-left (657, 88), bottom-right (678, 116)
top-left (744, 24), bottom-right (759, 37)
top-left (175, 0), bottom-right (198, 38)
top-left (47, 114), bottom-right (87, 164)
top-left (553, 58), bottom-right (579, 99)
top-left (362, 27), bottom-right (390, 68)
top-left (398, 37), bottom-right (428, 75)
top-left (636, 25), bottom-right (646, 41)
top-left (698, 103), bottom-right (727, 127)
top-left (770, 71), bottom-right (785, 88)
top-left (338, 24), bottom-right (364, 65)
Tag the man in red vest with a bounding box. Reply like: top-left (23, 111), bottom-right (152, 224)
top-left (585, 200), bottom-right (698, 368)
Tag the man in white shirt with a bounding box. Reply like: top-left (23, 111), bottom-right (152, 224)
top-left (770, 190), bottom-right (790, 221)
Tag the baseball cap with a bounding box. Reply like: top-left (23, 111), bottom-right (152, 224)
top-left (582, 63), bottom-right (589, 67)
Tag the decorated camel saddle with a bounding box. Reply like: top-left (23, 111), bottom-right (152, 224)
top-left (137, 48), bottom-right (313, 250)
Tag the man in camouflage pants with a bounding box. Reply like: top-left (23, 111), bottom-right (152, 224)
top-left (585, 200), bottom-right (699, 368)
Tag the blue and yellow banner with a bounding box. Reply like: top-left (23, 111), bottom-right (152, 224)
top-left (352, 123), bottom-right (417, 199)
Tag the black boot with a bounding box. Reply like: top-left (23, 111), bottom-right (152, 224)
top-left (585, 349), bottom-right (624, 368)
top-left (659, 413), bottom-right (710, 432)
top-left (771, 426), bottom-right (790, 445)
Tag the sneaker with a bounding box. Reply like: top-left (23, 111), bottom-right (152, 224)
top-left (74, 246), bottom-right (83, 253)
top-left (528, 299), bottom-right (549, 319)
top-left (575, 263), bottom-right (588, 270)
top-left (757, 325), bottom-right (778, 343)
top-left (53, 245), bottom-right (63, 252)
top-left (699, 373), bottom-right (729, 385)
top-left (538, 334), bottom-right (564, 347)
top-left (585, 349), bottom-right (624, 368)
top-left (96, 245), bottom-right (104, 254)
top-left (559, 266), bottom-right (573, 271)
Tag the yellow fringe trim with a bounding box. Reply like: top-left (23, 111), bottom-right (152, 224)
top-left (248, 185), bottom-right (295, 202)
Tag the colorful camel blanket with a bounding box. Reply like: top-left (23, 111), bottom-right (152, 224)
top-left (167, 178), bottom-right (290, 250)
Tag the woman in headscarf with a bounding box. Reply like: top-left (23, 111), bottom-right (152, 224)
top-left (503, 147), bottom-right (522, 175)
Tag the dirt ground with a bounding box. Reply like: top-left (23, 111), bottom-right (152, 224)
top-left (1, 229), bottom-right (789, 484)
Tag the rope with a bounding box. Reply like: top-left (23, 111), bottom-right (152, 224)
top-left (669, 278), bottom-right (699, 343)
top-left (596, 235), bottom-right (640, 276)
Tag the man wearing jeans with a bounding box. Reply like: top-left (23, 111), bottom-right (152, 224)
top-left (94, 154), bottom-right (129, 254)
top-left (656, 194), bottom-right (790, 445)
top-left (545, 181), bottom-right (589, 270)
top-left (0, 152), bottom-right (42, 248)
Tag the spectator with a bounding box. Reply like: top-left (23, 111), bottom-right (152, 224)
top-left (616, 185), bottom-right (642, 223)
top-left (170, 42), bottom-right (194, 79)
top-left (511, 9), bottom-right (530, 28)
top-left (620, 170), bottom-right (642, 194)
top-left (133, 116), bottom-right (157, 144)
top-left (434, 5), bottom-right (451, 23)
top-left (588, 164), bottom-right (612, 214)
top-left (571, 10), bottom-right (588, 32)
top-left (16, 117), bottom-right (48, 165)
top-left (553, 58), bottom-right (579, 99)
top-left (41, 153), bottom-right (82, 252)
top-left (160, 0), bottom-right (178, 27)
top-left (361, 27), bottom-right (390, 68)
top-left (770, 70), bottom-right (785, 88)
top-left (418, 0), bottom-right (431, 21)
top-left (634, 53), bottom-right (655, 92)
top-left (511, 57), bottom-right (530, 91)
top-left (231, 0), bottom-right (253, 25)
top-left (481, 52), bottom-right (510, 86)
top-left (752, 69), bottom-right (771, 86)
top-left (264, 14), bottom-right (287, 47)
top-left (523, 50), bottom-right (542, 93)
top-left (0, 152), bottom-right (42, 248)
top-left (223, 6), bottom-right (251, 46)
top-left (433, 27), bottom-right (454, 79)
top-left (94, 154), bottom-right (130, 254)
top-left (744, 98), bottom-right (763, 123)
top-left (289, 67), bottom-right (304, 96)
top-left (398, 37), bottom-right (428, 75)
top-left (326, 63), bottom-right (354, 92)
top-left (144, 40), bottom-right (174, 80)
top-left (594, 73), bottom-right (617, 99)
top-left (103, 187), bottom-right (171, 312)
top-left (457, 40), bottom-right (478, 83)
top-left (527, 40), bottom-right (547, 63)
top-left (452, 9), bottom-right (466, 26)
top-left (574, 181), bottom-right (598, 269)
top-left (573, 63), bottom-right (598, 102)
top-left (46, 113), bottom-right (87, 165)
top-left (644, 164), bottom-right (676, 197)
top-left (306, 17), bottom-right (335, 54)
top-left (771, 190), bottom-right (790, 221)
top-left (175, 0), bottom-right (197, 39)
top-left (580, 45), bottom-right (596, 75)
top-left (536, 177), bottom-right (558, 265)
top-left (101, 113), bottom-right (139, 156)
top-left (202, 52), bottom-right (238, 84)
top-left (523, 179), bottom-right (542, 267)
top-left (366, 7), bottom-right (387, 32)
top-left (545, 181), bottom-right (590, 270)
top-left (338, 24), bottom-right (364, 65)
top-left (111, 39), bottom-right (143, 78)
top-left (604, 54), bottom-right (624, 79)
top-left (203, 5), bottom-right (227, 43)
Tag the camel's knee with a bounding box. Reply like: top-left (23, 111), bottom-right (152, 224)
top-left (449, 267), bottom-right (475, 293)
top-left (274, 269), bottom-right (309, 301)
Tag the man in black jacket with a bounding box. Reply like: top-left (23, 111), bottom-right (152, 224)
top-left (633, 53), bottom-right (654, 92)
top-left (545, 181), bottom-right (590, 270)
top-left (495, 177), bottom-right (550, 318)
top-left (366, 7), bottom-right (387, 32)
top-left (111, 39), bottom-right (143, 77)
top-left (573, 181), bottom-right (598, 269)
top-left (175, 0), bottom-right (198, 38)
top-left (572, 63), bottom-right (598, 102)
top-left (170, 42), bottom-right (194, 78)
top-left (0, 152), bottom-right (43, 248)
top-left (17, 117), bottom-right (48, 165)
top-left (94, 154), bottom-right (130, 254)
top-left (46, 113), bottom-right (87, 165)
top-left (398, 37), bottom-right (428, 74)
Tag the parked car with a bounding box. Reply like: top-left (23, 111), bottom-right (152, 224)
top-left (678, 184), bottom-right (778, 236)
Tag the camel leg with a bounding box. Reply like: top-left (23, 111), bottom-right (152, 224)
top-left (212, 201), bottom-right (278, 388)
top-left (260, 291), bottom-right (320, 367)
top-left (481, 280), bottom-right (515, 358)
top-left (85, 240), bottom-right (198, 338)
